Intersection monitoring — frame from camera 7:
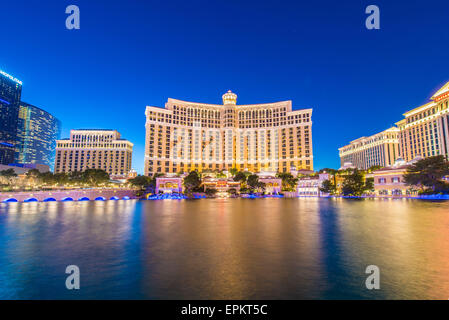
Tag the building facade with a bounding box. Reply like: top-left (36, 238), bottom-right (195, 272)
top-left (202, 177), bottom-right (241, 193)
top-left (370, 159), bottom-right (419, 197)
top-left (16, 102), bottom-right (61, 169)
top-left (396, 81), bottom-right (449, 162)
top-left (144, 91), bottom-right (313, 175)
top-left (338, 127), bottom-right (400, 170)
top-left (296, 173), bottom-right (330, 197)
top-left (155, 177), bottom-right (183, 194)
top-left (0, 70), bottom-right (22, 165)
top-left (257, 176), bottom-right (282, 194)
top-left (55, 129), bottom-right (133, 178)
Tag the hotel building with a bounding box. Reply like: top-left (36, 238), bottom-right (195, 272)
top-left (338, 127), bottom-right (400, 170)
top-left (55, 129), bottom-right (133, 178)
top-left (16, 102), bottom-right (61, 169)
top-left (396, 81), bottom-right (449, 162)
top-left (144, 91), bottom-right (313, 175)
top-left (0, 69), bottom-right (22, 165)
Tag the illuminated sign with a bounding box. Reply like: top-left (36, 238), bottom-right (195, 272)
top-left (434, 92), bottom-right (449, 102)
top-left (0, 70), bottom-right (22, 85)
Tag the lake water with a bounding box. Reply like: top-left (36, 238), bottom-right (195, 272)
top-left (1, 198), bottom-right (449, 299)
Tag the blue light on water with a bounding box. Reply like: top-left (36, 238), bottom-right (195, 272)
top-left (147, 193), bottom-right (188, 200)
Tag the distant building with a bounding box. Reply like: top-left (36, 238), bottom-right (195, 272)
top-left (155, 177), bottom-right (183, 194)
top-left (127, 169), bottom-right (138, 179)
top-left (339, 127), bottom-right (400, 170)
top-left (370, 158), bottom-right (418, 197)
top-left (145, 90), bottom-right (313, 175)
top-left (0, 163), bottom-right (49, 175)
top-left (202, 177), bottom-right (241, 193)
top-left (396, 81), bottom-right (449, 162)
top-left (258, 176), bottom-right (282, 194)
top-left (339, 161), bottom-right (356, 170)
top-left (0, 69), bottom-right (22, 165)
top-left (15, 102), bottom-right (61, 169)
top-left (55, 129), bottom-right (133, 179)
top-left (296, 173), bottom-right (329, 197)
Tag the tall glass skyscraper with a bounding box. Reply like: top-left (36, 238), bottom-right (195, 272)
top-left (0, 70), bottom-right (22, 165)
top-left (16, 102), bottom-right (61, 170)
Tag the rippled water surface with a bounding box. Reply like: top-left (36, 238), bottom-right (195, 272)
top-left (1, 198), bottom-right (449, 299)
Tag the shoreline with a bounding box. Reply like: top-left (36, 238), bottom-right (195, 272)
top-left (2, 193), bottom-right (449, 203)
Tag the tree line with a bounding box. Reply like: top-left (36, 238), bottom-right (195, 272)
top-left (319, 156), bottom-right (449, 196)
top-left (129, 169), bottom-right (304, 197)
top-left (0, 168), bottom-right (111, 189)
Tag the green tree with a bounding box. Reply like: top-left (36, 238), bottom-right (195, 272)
top-left (54, 172), bottom-right (69, 185)
top-left (183, 171), bottom-right (202, 194)
top-left (129, 175), bottom-right (152, 190)
top-left (404, 155), bottom-right (449, 193)
top-left (0, 168), bottom-right (17, 185)
top-left (276, 172), bottom-right (298, 191)
top-left (247, 174), bottom-right (260, 190)
top-left (26, 169), bottom-right (41, 179)
top-left (24, 169), bottom-right (42, 187)
top-left (233, 171), bottom-right (247, 183)
top-left (82, 169), bottom-right (110, 186)
top-left (365, 177), bottom-right (374, 191)
top-left (320, 179), bottom-right (336, 194)
top-left (40, 171), bottom-right (55, 185)
top-left (69, 170), bottom-right (83, 184)
top-left (229, 167), bottom-right (239, 177)
top-left (318, 168), bottom-right (338, 175)
top-left (215, 170), bottom-right (226, 178)
top-left (367, 165), bottom-right (383, 173)
top-left (0, 168), bottom-right (17, 178)
top-left (341, 169), bottom-right (372, 196)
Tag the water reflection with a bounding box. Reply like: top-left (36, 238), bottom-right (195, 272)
top-left (0, 198), bottom-right (448, 299)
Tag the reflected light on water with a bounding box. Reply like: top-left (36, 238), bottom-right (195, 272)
top-left (0, 198), bottom-right (449, 299)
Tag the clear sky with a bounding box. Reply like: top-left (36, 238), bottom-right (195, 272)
top-left (1, 0), bottom-right (448, 174)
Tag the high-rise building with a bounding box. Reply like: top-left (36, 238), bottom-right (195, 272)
top-left (54, 129), bottom-right (133, 178)
top-left (0, 69), bottom-right (22, 164)
top-left (144, 91), bottom-right (313, 175)
top-left (338, 127), bottom-right (400, 170)
top-left (396, 81), bottom-right (449, 162)
top-left (16, 102), bottom-right (61, 169)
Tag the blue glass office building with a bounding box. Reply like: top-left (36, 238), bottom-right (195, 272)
top-left (16, 102), bottom-right (61, 170)
top-left (0, 70), bottom-right (22, 165)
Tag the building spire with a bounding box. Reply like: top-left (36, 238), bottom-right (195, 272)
top-left (222, 90), bottom-right (237, 105)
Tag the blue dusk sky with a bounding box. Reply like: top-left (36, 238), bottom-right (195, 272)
top-left (1, 0), bottom-right (448, 174)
